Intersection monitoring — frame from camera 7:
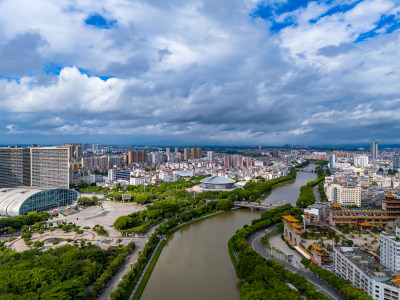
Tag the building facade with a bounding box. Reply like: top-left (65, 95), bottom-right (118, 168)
top-left (333, 247), bottom-right (400, 300)
top-left (354, 156), bottom-right (369, 168)
top-left (0, 187), bottom-right (79, 216)
top-left (325, 183), bottom-right (361, 207)
top-left (0, 146), bottom-right (69, 188)
top-left (394, 155), bottom-right (400, 170)
top-left (371, 141), bottom-right (379, 160)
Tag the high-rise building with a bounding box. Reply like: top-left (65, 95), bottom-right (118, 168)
top-left (394, 155), bottom-right (400, 170)
top-left (258, 144), bottom-right (261, 150)
top-left (232, 155), bottom-right (244, 168)
top-left (354, 156), bottom-right (368, 168)
top-left (371, 141), bottom-right (378, 160)
top-left (191, 148), bottom-right (196, 160)
top-left (224, 155), bottom-right (232, 167)
top-left (108, 169), bottom-right (116, 181)
top-left (0, 146), bottom-right (70, 188)
top-left (166, 147), bottom-right (170, 157)
top-left (195, 148), bottom-right (202, 159)
top-left (0, 147), bottom-right (30, 188)
top-left (75, 145), bottom-right (82, 158)
top-left (207, 151), bottom-right (215, 162)
top-left (175, 147), bottom-right (178, 153)
top-left (329, 154), bottom-right (335, 168)
top-left (184, 148), bottom-right (190, 161)
top-left (30, 147), bottom-right (70, 188)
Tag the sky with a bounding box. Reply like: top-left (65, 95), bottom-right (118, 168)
top-left (0, 0), bottom-right (400, 146)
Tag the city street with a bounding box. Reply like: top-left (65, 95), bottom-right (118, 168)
top-left (247, 230), bottom-right (343, 300)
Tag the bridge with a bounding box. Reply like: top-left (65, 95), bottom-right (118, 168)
top-left (295, 168), bottom-right (315, 173)
top-left (234, 201), bottom-right (279, 211)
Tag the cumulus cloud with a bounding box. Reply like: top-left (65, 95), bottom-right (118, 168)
top-left (0, 0), bottom-right (399, 145)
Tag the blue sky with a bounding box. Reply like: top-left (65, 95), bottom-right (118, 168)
top-left (0, 0), bottom-right (400, 145)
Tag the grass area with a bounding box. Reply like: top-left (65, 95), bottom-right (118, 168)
top-left (165, 210), bottom-right (227, 238)
top-left (132, 239), bottom-right (167, 300)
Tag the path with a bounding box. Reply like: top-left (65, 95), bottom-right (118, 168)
top-left (247, 230), bottom-right (343, 300)
top-left (97, 226), bottom-right (158, 300)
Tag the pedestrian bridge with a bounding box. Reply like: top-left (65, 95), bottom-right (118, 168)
top-left (295, 168), bottom-right (315, 173)
top-left (234, 201), bottom-right (279, 211)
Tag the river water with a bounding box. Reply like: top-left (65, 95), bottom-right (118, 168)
top-left (141, 168), bottom-right (317, 300)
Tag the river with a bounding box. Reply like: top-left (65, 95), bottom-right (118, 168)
top-left (141, 168), bottom-right (317, 300)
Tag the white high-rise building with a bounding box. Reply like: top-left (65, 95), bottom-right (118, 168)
top-left (354, 155), bottom-right (369, 168)
top-left (108, 169), bottom-right (116, 181)
top-left (371, 141), bottom-right (378, 160)
top-left (207, 151), bottom-right (215, 162)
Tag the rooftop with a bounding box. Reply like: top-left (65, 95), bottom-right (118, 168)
top-left (200, 176), bottom-right (236, 184)
top-left (335, 247), bottom-right (397, 282)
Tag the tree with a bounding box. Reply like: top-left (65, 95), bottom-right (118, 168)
top-left (40, 280), bottom-right (87, 300)
top-left (114, 216), bottom-right (133, 230)
top-left (216, 199), bottom-right (234, 210)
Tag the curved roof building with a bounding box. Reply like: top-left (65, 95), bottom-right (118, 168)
top-left (0, 187), bottom-right (80, 216)
top-left (200, 176), bottom-right (236, 190)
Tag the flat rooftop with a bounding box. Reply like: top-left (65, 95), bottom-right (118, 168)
top-left (336, 247), bottom-right (397, 282)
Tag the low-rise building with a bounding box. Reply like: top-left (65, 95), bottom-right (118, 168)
top-left (130, 176), bottom-right (151, 186)
top-left (329, 194), bottom-right (400, 227)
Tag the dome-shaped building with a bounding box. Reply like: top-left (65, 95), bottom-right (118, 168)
top-left (0, 187), bottom-right (80, 216)
top-left (200, 176), bottom-right (236, 191)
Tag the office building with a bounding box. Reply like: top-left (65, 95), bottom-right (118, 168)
top-left (325, 183), bottom-right (361, 207)
top-left (116, 170), bottom-right (131, 180)
top-left (333, 246), bottom-right (400, 300)
top-left (329, 154), bottom-right (335, 168)
top-left (354, 156), bottom-right (369, 168)
top-left (175, 147), bottom-right (178, 153)
top-left (394, 155), bottom-right (400, 170)
top-left (166, 147), bottom-right (170, 156)
top-left (0, 146), bottom-right (69, 189)
top-left (371, 141), bottom-right (378, 160)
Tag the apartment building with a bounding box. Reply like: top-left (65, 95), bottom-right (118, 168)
top-left (0, 146), bottom-right (69, 188)
top-left (333, 247), bottom-right (400, 300)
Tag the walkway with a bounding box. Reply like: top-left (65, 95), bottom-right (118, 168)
top-left (97, 227), bottom-right (157, 300)
top-left (247, 230), bottom-right (343, 300)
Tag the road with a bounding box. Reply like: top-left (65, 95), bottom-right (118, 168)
top-left (312, 184), bottom-right (322, 203)
top-left (247, 230), bottom-right (343, 300)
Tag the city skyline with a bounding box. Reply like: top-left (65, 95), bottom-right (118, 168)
top-left (1, 0), bottom-right (400, 145)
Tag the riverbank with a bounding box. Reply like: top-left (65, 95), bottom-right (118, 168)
top-left (128, 209), bottom-right (228, 300)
